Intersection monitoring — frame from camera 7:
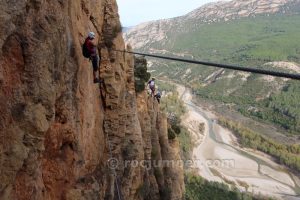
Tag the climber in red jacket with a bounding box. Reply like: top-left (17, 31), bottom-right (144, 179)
top-left (83, 32), bottom-right (101, 83)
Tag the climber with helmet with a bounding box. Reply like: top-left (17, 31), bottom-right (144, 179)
top-left (82, 32), bottom-right (101, 83)
top-left (148, 78), bottom-right (156, 97)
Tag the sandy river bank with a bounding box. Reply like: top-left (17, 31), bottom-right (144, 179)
top-left (176, 84), bottom-right (300, 199)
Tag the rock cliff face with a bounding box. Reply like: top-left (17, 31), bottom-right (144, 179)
top-left (0, 0), bottom-right (183, 199)
top-left (136, 93), bottom-right (184, 200)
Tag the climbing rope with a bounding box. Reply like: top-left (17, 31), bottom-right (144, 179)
top-left (113, 49), bottom-right (300, 80)
top-left (105, 131), bottom-right (123, 200)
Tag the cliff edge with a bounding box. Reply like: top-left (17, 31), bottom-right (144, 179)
top-left (0, 0), bottom-right (183, 199)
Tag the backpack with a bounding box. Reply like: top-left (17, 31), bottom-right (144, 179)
top-left (82, 41), bottom-right (90, 58)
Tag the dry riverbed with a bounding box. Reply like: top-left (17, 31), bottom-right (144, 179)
top-left (176, 84), bottom-right (299, 199)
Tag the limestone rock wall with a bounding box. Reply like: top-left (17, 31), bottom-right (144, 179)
top-left (0, 0), bottom-right (183, 199)
top-left (136, 93), bottom-right (184, 200)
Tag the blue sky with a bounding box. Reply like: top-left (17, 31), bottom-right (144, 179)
top-left (116, 0), bottom-right (221, 27)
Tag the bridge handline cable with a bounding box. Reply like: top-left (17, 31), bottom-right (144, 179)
top-left (113, 49), bottom-right (300, 80)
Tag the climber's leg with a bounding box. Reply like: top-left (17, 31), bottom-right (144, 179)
top-left (92, 55), bottom-right (100, 83)
top-left (150, 87), bottom-right (155, 97)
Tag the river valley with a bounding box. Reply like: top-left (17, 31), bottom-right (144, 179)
top-left (175, 84), bottom-right (300, 200)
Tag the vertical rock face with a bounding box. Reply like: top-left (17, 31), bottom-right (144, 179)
top-left (0, 0), bottom-right (183, 200)
top-left (136, 93), bottom-right (184, 200)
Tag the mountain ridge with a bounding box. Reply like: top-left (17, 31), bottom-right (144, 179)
top-left (124, 0), bottom-right (300, 49)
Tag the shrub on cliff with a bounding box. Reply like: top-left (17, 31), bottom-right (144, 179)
top-left (168, 122), bottom-right (182, 140)
top-left (134, 56), bottom-right (151, 93)
top-left (168, 128), bottom-right (176, 140)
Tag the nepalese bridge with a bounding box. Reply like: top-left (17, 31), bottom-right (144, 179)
top-left (113, 50), bottom-right (300, 81)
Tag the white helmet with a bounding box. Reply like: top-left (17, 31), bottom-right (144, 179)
top-left (88, 32), bottom-right (95, 39)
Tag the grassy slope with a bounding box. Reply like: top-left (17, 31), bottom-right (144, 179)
top-left (164, 15), bottom-right (300, 63)
top-left (149, 14), bottom-right (300, 134)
